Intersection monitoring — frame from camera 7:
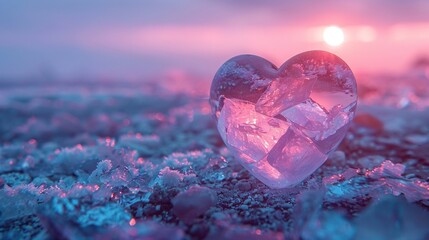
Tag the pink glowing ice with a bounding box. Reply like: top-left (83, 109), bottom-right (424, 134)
top-left (210, 51), bottom-right (357, 188)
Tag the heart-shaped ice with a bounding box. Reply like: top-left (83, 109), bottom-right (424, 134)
top-left (210, 51), bottom-right (357, 188)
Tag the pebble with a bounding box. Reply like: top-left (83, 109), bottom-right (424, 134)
top-left (353, 113), bottom-right (383, 132)
top-left (405, 134), bottom-right (429, 145)
top-left (357, 155), bottom-right (385, 169)
top-left (172, 186), bottom-right (217, 223)
top-left (327, 151), bottom-right (346, 166)
top-left (236, 180), bottom-right (252, 191)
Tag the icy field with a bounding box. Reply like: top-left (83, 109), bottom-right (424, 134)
top-left (1, 73), bottom-right (429, 240)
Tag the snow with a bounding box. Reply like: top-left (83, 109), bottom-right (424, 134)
top-left (1, 65), bottom-right (429, 239)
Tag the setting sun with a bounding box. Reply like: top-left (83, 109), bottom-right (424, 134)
top-left (323, 26), bottom-right (344, 46)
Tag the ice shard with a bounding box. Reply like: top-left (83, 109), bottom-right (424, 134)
top-left (255, 64), bottom-right (317, 117)
top-left (282, 100), bottom-right (356, 152)
top-left (281, 99), bottom-right (328, 138)
top-left (217, 98), bottom-right (290, 162)
top-left (267, 127), bottom-right (327, 185)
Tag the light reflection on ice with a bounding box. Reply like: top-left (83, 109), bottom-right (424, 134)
top-left (211, 51), bottom-right (358, 188)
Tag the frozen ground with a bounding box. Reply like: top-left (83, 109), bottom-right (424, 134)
top-left (1, 71), bottom-right (429, 240)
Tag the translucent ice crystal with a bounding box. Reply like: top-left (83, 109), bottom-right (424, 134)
top-left (255, 65), bottom-right (317, 117)
top-left (210, 51), bottom-right (357, 188)
top-left (210, 54), bottom-right (278, 118)
top-left (218, 98), bottom-right (290, 162)
top-left (267, 128), bottom-right (327, 185)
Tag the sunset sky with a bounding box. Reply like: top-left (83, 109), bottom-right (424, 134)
top-left (1, 0), bottom-right (429, 80)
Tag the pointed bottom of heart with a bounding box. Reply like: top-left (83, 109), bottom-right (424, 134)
top-left (227, 128), bottom-right (328, 189)
top-left (218, 98), bottom-right (333, 188)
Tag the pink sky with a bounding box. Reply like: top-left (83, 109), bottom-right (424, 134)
top-left (1, 1), bottom-right (428, 80)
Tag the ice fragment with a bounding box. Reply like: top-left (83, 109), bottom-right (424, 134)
top-left (256, 65), bottom-right (317, 116)
top-left (218, 98), bottom-right (290, 162)
top-left (267, 128), bottom-right (327, 185)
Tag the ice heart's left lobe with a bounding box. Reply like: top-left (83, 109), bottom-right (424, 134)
top-left (209, 55), bottom-right (278, 119)
top-left (210, 51), bottom-right (357, 188)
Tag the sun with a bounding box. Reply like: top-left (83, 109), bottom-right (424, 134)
top-left (323, 26), bottom-right (344, 47)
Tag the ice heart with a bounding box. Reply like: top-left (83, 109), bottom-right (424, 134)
top-left (210, 51), bottom-right (357, 188)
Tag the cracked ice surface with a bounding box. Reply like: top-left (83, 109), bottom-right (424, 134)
top-left (282, 101), bottom-right (355, 152)
top-left (267, 128), bottom-right (327, 185)
top-left (211, 51), bottom-right (358, 188)
top-left (255, 65), bottom-right (317, 117)
top-left (217, 98), bottom-right (290, 163)
top-left (1, 65), bottom-right (429, 239)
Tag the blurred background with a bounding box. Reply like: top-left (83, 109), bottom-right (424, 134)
top-left (1, 0), bottom-right (429, 84)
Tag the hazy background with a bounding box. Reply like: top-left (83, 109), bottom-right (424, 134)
top-left (1, 0), bottom-right (429, 82)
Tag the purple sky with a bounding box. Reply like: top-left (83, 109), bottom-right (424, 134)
top-left (1, 1), bottom-right (429, 80)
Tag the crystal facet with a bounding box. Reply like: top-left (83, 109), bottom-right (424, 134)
top-left (218, 98), bottom-right (290, 162)
top-left (210, 51), bottom-right (358, 188)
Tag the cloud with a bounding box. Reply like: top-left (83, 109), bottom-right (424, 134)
top-left (0, 1), bottom-right (428, 78)
top-left (1, 0), bottom-right (428, 34)
top-left (217, 0), bottom-right (429, 26)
